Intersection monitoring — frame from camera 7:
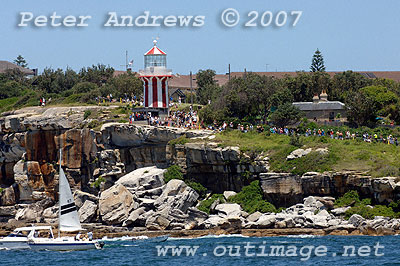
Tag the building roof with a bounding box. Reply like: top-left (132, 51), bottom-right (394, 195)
top-left (293, 101), bottom-right (346, 111)
top-left (144, 40), bottom-right (166, 55)
top-left (0, 60), bottom-right (34, 75)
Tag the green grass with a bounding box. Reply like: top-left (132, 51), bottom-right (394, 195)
top-left (0, 97), bottom-right (19, 113)
top-left (213, 130), bottom-right (400, 177)
top-left (169, 103), bottom-right (203, 112)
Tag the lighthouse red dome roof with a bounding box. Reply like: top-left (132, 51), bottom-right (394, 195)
top-left (144, 40), bottom-right (166, 55)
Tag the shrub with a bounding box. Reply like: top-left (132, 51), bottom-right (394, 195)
top-left (72, 82), bottom-right (98, 94)
top-left (164, 165), bottom-right (184, 183)
top-left (91, 177), bottom-right (106, 188)
top-left (334, 190), bottom-right (360, 207)
top-left (186, 181), bottom-right (207, 199)
top-left (84, 110), bottom-right (91, 120)
top-left (228, 180), bottom-right (276, 214)
top-left (168, 136), bottom-right (189, 146)
top-left (345, 204), bottom-right (397, 219)
top-left (289, 134), bottom-right (303, 147)
top-left (198, 194), bottom-right (225, 214)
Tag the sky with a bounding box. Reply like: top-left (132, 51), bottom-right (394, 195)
top-left (1, 0), bottom-right (400, 74)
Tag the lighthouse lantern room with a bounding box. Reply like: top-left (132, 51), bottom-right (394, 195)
top-left (139, 40), bottom-right (172, 111)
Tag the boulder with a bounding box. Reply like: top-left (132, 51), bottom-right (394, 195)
top-left (99, 184), bottom-right (138, 225)
top-left (115, 166), bottom-right (165, 194)
top-left (255, 214), bottom-right (276, 228)
top-left (145, 212), bottom-right (172, 230)
top-left (78, 200), bottom-right (98, 223)
top-left (201, 215), bottom-right (228, 229)
top-left (154, 180), bottom-right (199, 213)
top-left (286, 148), bottom-right (312, 160)
top-left (0, 206), bottom-right (17, 216)
top-left (123, 207), bottom-right (146, 227)
top-left (43, 205), bottom-right (58, 223)
top-left (73, 190), bottom-right (98, 209)
top-left (223, 191), bottom-right (237, 200)
top-left (0, 186), bottom-right (17, 206)
top-left (215, 203), bottom-right (242, 217)
top-left (331, 207), bottom-right (351, 216)
top-left (15, 198), bottom-right (54, 222)
top-left (348, 214), bottom-right (365, 227)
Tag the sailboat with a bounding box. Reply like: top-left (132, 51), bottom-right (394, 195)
top-left (28, 150), bottom-right (104, 251)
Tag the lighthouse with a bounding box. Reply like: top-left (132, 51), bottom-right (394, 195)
top-left (139, 40), bottom-right (172, 112)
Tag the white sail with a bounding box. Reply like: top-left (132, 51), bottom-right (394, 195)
top-left (59, 166), bottom-right (82, 232)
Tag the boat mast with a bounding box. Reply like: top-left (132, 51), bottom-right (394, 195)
top-left (58, 148), bottom-right (62, 238)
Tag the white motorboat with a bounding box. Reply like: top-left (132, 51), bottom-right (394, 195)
top-left (28, 150), bottom-right (104, 251)
top-left (0, 226), bottom-right (53, 250)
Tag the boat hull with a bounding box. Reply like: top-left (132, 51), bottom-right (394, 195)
top-left (0, 239), bottom-right (30, 250)
top-left (29, 241), bottom-right (101, 251)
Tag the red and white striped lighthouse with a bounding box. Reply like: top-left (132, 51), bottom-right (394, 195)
top-left (139, 40), bottom-right (172, 109)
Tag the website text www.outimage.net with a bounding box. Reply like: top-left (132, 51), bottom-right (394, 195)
top-left (155, 242), bottom-right (384, 261)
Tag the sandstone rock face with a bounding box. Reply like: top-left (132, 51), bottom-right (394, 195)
top-left (260, 171), bottom-right (400, 207)
top-left (99, 184), bottom-right (138, 225)
top-left (260, 173), bottom-right (302, 206)
top-left (168, 143), bottom-right (270, 193)
top-left (100, 123), bottom-right (209, 147)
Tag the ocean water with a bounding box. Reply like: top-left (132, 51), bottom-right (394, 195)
top-left (0, 235), bottom-right (399, 266)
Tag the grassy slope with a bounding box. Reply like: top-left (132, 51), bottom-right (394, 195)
top-left (214, 130), bottom-right (400, 177)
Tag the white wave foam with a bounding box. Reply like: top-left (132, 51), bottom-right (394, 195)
top-left (168, 234), bottom-right (250, 241)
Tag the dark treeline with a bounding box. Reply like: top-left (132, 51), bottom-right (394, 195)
top-left (196, 70), bottom-right (400, 128)
top-left (0, 64), bottom-right (143, 111)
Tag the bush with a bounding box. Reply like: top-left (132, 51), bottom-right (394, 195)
top-left (186, 181), bottom-right (207, 199)
top-left (345, 204), bottom-right (397, 219)
top-left (72, 82), bottom-right (98, 94)
top-left (198, 194), bottom-right (225, 214)
top-left (334, 190), bottom-right (360, 207)
top-left (91, 177), bottom-right (106, 188)
top-left (228, 180), bottom-right (276, 214)
top-left (289, 134), bottom-right (303, 147)
top-left (84, 110), bottom-right (91, 120)
top-left (163, 165), bottom-right (184, 183)
top-left (168, 136), bottom-right (189, 146)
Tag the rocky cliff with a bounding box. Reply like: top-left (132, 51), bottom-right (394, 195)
top-left (1, 106), bottom-right (400, 235)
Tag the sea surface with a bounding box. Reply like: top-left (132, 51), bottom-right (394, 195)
top-left (0, 235), bottom-right (399, 266)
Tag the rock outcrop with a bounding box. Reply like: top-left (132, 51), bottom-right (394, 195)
top-left (167, 142), bottom-right (270, 192)
top-left (260, 172), bottom-right (400, 207)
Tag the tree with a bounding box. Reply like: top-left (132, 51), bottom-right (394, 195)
top-left (196, 69), bottom-right (217, 104)
top-left (331, 71), bottom-right (371, 102)
top-left (14, 55), bottom-right (28, 68)
top-left (0, 80), bottom-right (25, 99)
top-left (79, 64), bottom-right (114, 86)
top-left (72, 82), bottom-right (98, 94)
top-left (269, 103), bottom-right (302, 127)
top-left (310, 49), bottom-right (326, 72)
top-left (346, 91), bottom-right (377, 127)
top-left (108, 72), bottom-right (143, 98)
